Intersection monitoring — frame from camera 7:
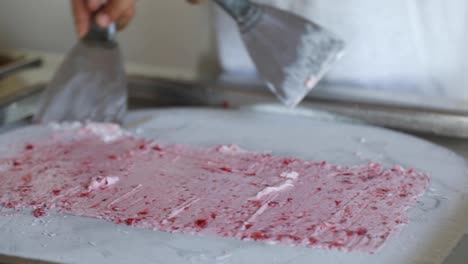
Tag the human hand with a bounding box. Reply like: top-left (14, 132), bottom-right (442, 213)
top-left (72, 0), bottom-right (137, 38)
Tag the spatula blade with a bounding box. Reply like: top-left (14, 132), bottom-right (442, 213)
top-left (242, 5), bottom-right (345, 107)
top-left (35, 41), bottom-right (127, 123)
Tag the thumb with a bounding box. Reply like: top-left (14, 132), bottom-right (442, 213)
top-left (72, 0), bottom-right (91, 38)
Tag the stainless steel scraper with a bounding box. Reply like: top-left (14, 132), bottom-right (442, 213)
top-left (215, 0), bottom-right (345, 107)
top-left (35, 16), bottom-right (127, 123)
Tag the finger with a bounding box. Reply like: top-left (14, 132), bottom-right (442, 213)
top-left (96, 0), bottom-right (137, 28)
top-left (87, 0), bottom-right (106, 11)
top-left (116, 7), bottom-right (136, 31)
top-left (72, 0), bottom-right (90, 38)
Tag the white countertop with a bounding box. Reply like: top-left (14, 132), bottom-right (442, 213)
top-left (0, 108), bottom-right (467, 264)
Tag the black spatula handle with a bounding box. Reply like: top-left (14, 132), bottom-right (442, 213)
top-left (214, 0), bottom-right (262, 32)
top-left (83, 8), bottom-right (117, 46)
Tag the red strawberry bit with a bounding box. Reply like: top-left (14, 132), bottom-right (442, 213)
top-left (195, 219), bottom-right (208, 228)
top-left (308, 237), bottom-right (318, 244)
top-left (52, 189), bottom-right (61, 196)
top-left (249, 200), bottom-right (262, 207)
top-left (220, 167), bottom-right (233, 173)
top-left (379, 232), bottom-right (389, 240)
top-left (138, 209), bottom-right (149, 216)
top-left (25, 144), bottom-right (34, 150)
top-left (33, 207), bottom-right (47, 218)
top-left (250, 231), bottom-right (269, 240)
top-left (5, 202), bottom-right (17, 208)
top-left (152, 146), bottom-right (163, 151)
top-left (356, 228), bottom-right (368, 236)
top-left (125, 218), bottom-right (141, 226)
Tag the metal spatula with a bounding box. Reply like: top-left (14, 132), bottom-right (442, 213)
top-left (35, 15), bottom-right (127, 123)
top-left (214, 0), bottom-right (346, 107)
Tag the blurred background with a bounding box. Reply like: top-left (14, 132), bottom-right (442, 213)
top-left (1, 0), bottom-right (468, 137)
top-left (2, 0), bottom-right (468, 102)
top-left (0, 0), bottom-right (218, 79)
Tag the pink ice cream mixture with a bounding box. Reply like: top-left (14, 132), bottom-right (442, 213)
top-left (0, 123), bottom-right (430, 253)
